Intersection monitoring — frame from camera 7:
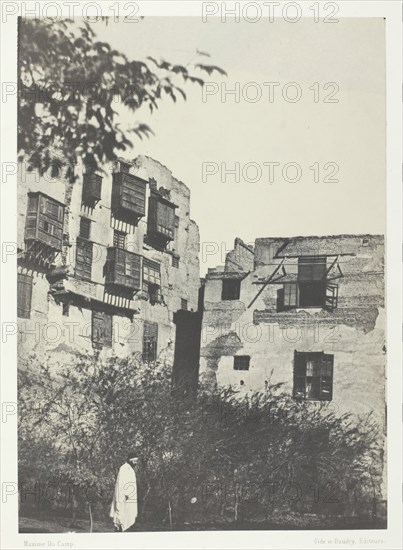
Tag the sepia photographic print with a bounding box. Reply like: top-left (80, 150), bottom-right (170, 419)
top-left (1, 1), bottom-right (402, 549)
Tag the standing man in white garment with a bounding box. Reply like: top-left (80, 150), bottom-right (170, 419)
top-left (110, 452), bottom-right (139, 532)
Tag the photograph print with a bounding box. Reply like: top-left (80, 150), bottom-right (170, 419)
top-left (14, 6), bottom-right (389, 536)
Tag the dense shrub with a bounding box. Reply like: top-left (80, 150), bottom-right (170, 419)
top-left (18, 353), bottom-right (385, 529)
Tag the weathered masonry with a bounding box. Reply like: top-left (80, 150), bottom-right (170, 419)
top-left (17, 155), bottom-right (200, 369)
top-left (200, 235), bottom-right (385, 424)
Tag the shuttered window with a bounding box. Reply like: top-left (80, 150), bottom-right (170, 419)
top-left (143, 321), bottom-right (158, 363)
top-left (75, 237), bottom-right (93, 281)
top-left (17, 273), bottom-right (33, 318)
top-left (79, 217), bottom-right (91, 240)
top-left (277, 256), bottom-right (338, 311)
top-left (283, 282), bottom-right (298, 308)
top-left (293, 351), bottom-right (334, 401)
top-left (92, 311), bottom-right (113, 347)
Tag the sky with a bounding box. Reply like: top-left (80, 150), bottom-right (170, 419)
top-left (95, 17), bottom-right (385, 270)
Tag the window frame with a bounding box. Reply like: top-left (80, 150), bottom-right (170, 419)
top-left (75, 236), bottom-right (93, 281)
top-left (142, 321), bottom-right (158, 363)
top-left (221, 278), bottom-right (241, 301)
top-left (233, 356), bottom-right (250, 371)
top-left (113, 230), bottom-right (127, 249)
top-left (293, 351), bottom-right (334, 401)
top-left (79, 217), bottom-right (91, 240)
top-left (172, 255), bottom-right (180, 268)
top-left (92, 310), bottom-right (113, 348)
top-left (278, 256), bottom-right (338, 311)
top-left (143, 258), bottom-right (161, 303)
top-left (17, 272), bottom-right (33, 319)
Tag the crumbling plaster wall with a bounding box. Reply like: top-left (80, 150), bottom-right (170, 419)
top-left (200, 235), bottom-right (386, 424)
top-left (17, 156), bottom-right (200, 368)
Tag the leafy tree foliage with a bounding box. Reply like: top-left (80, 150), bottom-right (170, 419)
top-left (18, 353), bottom-right (385, 530)
top-left (18, 18), bottom-right (226, 174)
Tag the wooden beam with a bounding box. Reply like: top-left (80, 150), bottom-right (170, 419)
top-left (247, 257), bottom-right (286, 309)
top-left (324, 255), bottom-right (339, 278)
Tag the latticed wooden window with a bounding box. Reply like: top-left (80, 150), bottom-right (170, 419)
top-left (105, 248), bottom-right (141, 291)
top-left (113, 230), bottom-right (126, 249)
top-left (17, 273), bottom-right (33, 318)
top-left (147, 195), bottom-right (175, 242)
top-left (142, 258), bottom-right (161, 304)
top-left (45, 200), bottom-right (63, 220)
top-left (75, 237), bottom-right (93, 281)
top-left (25, 193), bottom-right (64, 254)
top-left (79, 217), bottom-right (91, 240)
top-left (293, 351), bottom-right (334, 401)
top-left (181, 298), bottom-right (188, 310)
top-left (143, 321), bottom-right (158, 363)
top-left (92, 311), bottom-right (113, 347)
top-left (143, 258), bottom-right (161, 286)
top-left (233, 356), bottom-right (250, 371)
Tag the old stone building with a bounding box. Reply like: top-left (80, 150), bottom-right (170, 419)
top-left (200, 235), bottom-right (386, 425)
top-left (17, 155), bottom-right (200, 368)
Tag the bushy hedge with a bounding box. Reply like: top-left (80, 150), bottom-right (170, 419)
top-left (18, 353), bottom-right (385, 529)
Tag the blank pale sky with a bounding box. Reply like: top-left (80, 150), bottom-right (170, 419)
top-left (95, 17), bottom-right (385, 271)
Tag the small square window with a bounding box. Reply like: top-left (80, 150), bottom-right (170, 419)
top-left (79, 217), bottom-right (91, 240)
top-left (113, 230), bottom-right (126, 249)
top-left (181, 298), bottom-right (188, 310)
top-left (234, 356), bottom-right (250, 371)
top-left (222, 279), bottom-right (241, 301)
top-left (51, 161), bottom-right (62, 179)
top-left (172, 256), bottom-right (180, 268)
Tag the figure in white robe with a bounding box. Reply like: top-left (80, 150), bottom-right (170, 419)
top-left (110, 456), bottom-right (139, 532)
